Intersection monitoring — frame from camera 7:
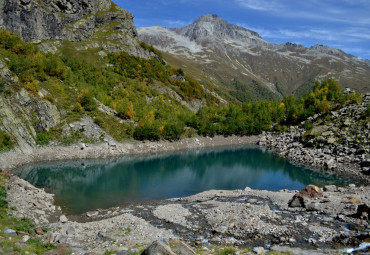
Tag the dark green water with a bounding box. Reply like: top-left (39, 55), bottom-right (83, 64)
top-left (15, 146), bottom-right (356, 215)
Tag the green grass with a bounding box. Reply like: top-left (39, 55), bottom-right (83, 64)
top-left (58, 40), bottom-right (107, 67)
top-left (104, 249), bottom-right (119, 255)
top-left (217, 247), bottom-right (236, 255)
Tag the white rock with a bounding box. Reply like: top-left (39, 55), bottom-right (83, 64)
top-left (59, 215), bottom-right (68, 223)
top-left (253, 247), bottom-right (265, 254)
top-left (86, 211), bottom-right (99, 217)
top-left (22, 235), bottom-right (30, 242)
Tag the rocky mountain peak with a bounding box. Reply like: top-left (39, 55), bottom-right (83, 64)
top-left (173, 14), bottom-right (263, 44)
top-left (195, 14), bottom-right (223, 22)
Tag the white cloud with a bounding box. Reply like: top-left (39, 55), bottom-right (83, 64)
top-left (162, 19), bottom-right (190, 28)
top-left (234, 0), bottom-right (281, 11)
top-left (234, 0), bottom-right (370, 26)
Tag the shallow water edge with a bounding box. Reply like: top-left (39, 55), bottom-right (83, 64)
top-left (0, 135), bottom-right (259, 172)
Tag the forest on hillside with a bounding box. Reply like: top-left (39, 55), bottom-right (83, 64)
top-left (0, 29), bottom-right (365, 150)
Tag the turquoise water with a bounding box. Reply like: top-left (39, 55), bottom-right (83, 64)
top-left (15, 146), bottom-right (356, 215)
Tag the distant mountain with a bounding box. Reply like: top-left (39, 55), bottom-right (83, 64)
top-left (138, 14), bottom-right (370, 102)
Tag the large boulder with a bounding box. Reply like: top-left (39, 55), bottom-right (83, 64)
top-left (288, 185), bottom-right (323, 208)
top-left (352, 204), bottom-right (370, 219)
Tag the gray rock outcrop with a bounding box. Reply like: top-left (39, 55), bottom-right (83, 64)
top-left (35, 100), bottom-right (61, 132)
top-left (0, 0), bottom-right (152, 57)
top-left (0, 95), bottom-right (36, 150)
top-left (0, 83), bottom-right (62, 150)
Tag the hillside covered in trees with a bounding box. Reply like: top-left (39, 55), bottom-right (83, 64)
top-left (0, 29), bottom-right (367, 151)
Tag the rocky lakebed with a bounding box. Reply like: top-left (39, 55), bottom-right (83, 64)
top-left (4, 173), bottom-right (370, 255)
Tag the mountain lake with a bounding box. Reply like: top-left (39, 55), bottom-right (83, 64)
top-left (14, 145), bottom-right (359, 215)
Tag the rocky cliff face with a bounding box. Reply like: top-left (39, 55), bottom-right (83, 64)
top-left (138, 15), bottom-right (370, 102)
top-left (0, 0), bottom-right (151, 57)
top-left (0, 61), bottom-right (61, 151)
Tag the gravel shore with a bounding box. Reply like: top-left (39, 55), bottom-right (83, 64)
top-left (0, 135), bottom-right (259, 172)
top-left (6, 174), bottom-right (370, 254)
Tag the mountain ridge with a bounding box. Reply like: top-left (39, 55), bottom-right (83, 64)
top-left (138, 14), bottom-right (370, 102)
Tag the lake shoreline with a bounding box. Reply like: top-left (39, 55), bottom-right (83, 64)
top-left (0, 135), bottom-right (260, 172)
top-left (1, 133), bottom-right (368, 184)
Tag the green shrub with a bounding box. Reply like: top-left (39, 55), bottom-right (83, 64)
top-left (133, 125), bottom-right (161, 141)
top-left (0, 186), bottom-right (7, 208)
top-left (77, 89), bottom-right (97, 112)
top-left (217, 248), bottom-right (236, 255)
top-left (73, 102), bottom-right (83, 113)
top-left (163, 123), bottom-right (183, 141)
top-left (0, 130), bottom-right (14, 151)
top-left (274, 124), bottom-right (287, 133)
top-left (15, 218), bottom-right (36, 233)
top-left (304, 121), bottom-right (313, 130)
top-left (36, 131), bottom-right (52, 146)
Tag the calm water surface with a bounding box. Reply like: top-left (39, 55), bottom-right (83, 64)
top-left (15, 146), bottom-right (356, 215)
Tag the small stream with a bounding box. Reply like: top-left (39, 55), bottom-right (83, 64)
top-left (14, 145), bottom-right (359, 215)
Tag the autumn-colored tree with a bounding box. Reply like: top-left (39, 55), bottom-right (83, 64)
top-left (126, 101), bottom-right (136, 120)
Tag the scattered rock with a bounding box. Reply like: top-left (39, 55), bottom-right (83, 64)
top-left (141, 241), bottom-right (176, 255)
top-left (288, 195), bottom-right (305, 208)
top-left (22, 235), bottom-right (30, 242)
top-left (16, 230), bottom-right (28, 236)
top-left (252, 246), bottom-right (265, 254)
top-left (35, 229), bottom-right (44, 235)
top-left (59, 215), bottom-right (68, 223)
top-left (61, 226), bottom-right (75, 236)
top-left (169, 239), bottom-right (195, 255)
top-left (323, 185), bottom-right (337, 192)
top-left (305, 202), bottom-right (320, 211)
top-left (271, 245), bottom-right (327, 255)
top-left (96, 231), bottom-right (116, 242)
top-left (4, 228), bottom-right (16, 234)
top-left (344, 197), bottom-right (362, 204)
top-left (86, 211), bottom-right (99, 217)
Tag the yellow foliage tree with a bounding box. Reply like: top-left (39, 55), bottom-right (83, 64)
top-left (125, 101), bottom-right (136, 120)
top-left (147, 110), bottom-right (155, 125)
top-left (159, 125), bottom-right (165, 134)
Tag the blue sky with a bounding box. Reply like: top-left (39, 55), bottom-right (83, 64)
top-left (115, 0), bottom-right (370, 60)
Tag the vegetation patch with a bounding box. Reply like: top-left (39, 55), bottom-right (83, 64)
top-left (0, 171), bottom-right (57, 254)
top-left (0, 130), bottom-right (14, 151)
